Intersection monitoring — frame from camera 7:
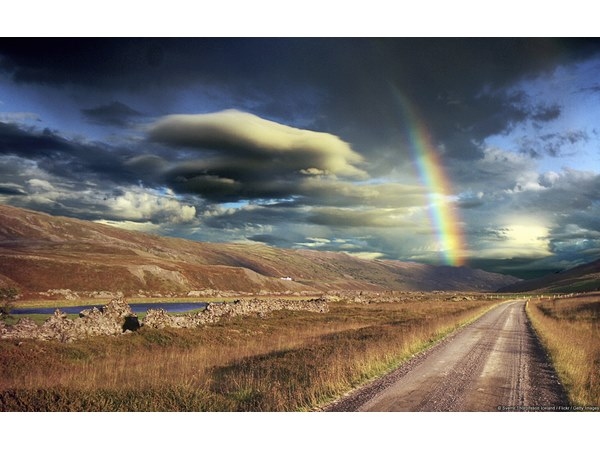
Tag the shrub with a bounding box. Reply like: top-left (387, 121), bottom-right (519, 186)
top-left (0, 287), bottom-right (19, 317)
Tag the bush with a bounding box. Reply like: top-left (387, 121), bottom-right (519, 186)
top-left (0, 287), bottom-right (19, 317)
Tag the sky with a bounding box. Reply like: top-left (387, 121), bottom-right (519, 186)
top-left (1, 37), bottom-right (600, 278)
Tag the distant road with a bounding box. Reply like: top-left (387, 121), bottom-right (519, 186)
top-left (326, 300), bottom-right (569, 412)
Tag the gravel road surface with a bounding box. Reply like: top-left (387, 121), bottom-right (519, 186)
top-left (325, 300), bottom-right (568, 412)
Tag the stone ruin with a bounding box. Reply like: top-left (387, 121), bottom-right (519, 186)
top-left (0, 295), bottom-right (140, 343)
top-left (0, 295), bottom-right (329, 342)
top-left (0, 291), bottom-right (485, 343)
top-left (143, 297), bottom-right (328, 329)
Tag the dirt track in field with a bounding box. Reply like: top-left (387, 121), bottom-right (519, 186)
top-left (325, 300), bottom-right (569, 412)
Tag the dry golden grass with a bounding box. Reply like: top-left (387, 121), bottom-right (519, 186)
top-left (1, 297), bottom-right (500, 411)
top-left (527, 294), bottom-right (600, 407)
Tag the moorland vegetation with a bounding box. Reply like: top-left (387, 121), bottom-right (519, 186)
top-left (1, 294), bottom-right (499, 411)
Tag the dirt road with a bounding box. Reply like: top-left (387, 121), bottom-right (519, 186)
top-left (326, 300), bottom-right (569, 412)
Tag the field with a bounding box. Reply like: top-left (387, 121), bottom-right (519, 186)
top-left (526, 293), bottom-right (600, 407)
top-left (0, 295), bottom-right (500, 411)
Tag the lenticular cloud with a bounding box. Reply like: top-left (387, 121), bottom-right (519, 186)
top-left (148, 109), bottom-right (367, 179)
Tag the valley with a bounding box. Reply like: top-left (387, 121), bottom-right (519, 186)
top-left (0, 204), bottom-right (519, 298)
top-left (0, 204), bottom-right (598, 412)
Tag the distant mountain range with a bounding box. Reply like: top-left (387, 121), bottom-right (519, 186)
top-left (0, 204), bottom-right (520, 297)
top-left (498, 258), bottom-right (600, 293)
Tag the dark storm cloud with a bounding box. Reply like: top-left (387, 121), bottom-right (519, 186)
top-left (0, 38), bottom-right (171, 88)
top-left (316, 38), bottom-right (600, 164)
top-left (0, 38), bottom-right (330, 97)
top-left (3, 38), bottom-right (597, 89)
top-left (0, 121), bottom-right (73, 156)
top-left (3, 38), bottom-right (599, 164)
top-left (467, 257), bottom-right (556, 280)
top-left (0, 121), bottom-right (138, 186)
top-left (81, 101), bottom-right (143, 126)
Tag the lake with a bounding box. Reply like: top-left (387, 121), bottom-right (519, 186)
top-left (11, 302), bottom-right (208, 315)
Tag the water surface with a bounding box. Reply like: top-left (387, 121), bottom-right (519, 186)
top-left (12, 302), bottom-right (208, 315)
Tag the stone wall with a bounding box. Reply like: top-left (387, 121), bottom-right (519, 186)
top-left (1, 296), bottom-right (139, 342)
top-left (1, 296), bottom-right (328, 342)
top-left (143, 297), bottom-right (328, 329)
top-left (325, 290), bottom-right (481, 304)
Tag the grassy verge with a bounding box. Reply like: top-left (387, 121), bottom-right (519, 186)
top-left (526, 294), bottom-right (600, 407)
top-left (1, 297), bottom-right (502, 411)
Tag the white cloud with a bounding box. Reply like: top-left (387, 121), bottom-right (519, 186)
top-left (27, 178), bottom-right (56, 191)
top-left (106, 189), bottom-right (196, 224)
top-left (344, 251), bottom-right (386, 260)
top-left (25, 179), bottom-right (63, 205)
top-left (93, 220), bottom-right (163, 233)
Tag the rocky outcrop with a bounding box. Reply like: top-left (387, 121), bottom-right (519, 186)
top-left (1, 296), bottom-right (328, 341)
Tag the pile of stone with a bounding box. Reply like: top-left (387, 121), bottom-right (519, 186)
top-left (1, 296), bottom-right (328, 341)
top-left (335, 291), bottom-right (415, 304)
top-left (0, 296), bottom-right (139, 343)
top-left (142, 297), bottom-right (329, 329)
top-left (446, 295), bottom-right (476, 302)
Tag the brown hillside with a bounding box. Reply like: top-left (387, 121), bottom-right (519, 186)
top-left (0, 204), bottom-right (519, 296)
top-left (498, 259), bottom-right (600, 293)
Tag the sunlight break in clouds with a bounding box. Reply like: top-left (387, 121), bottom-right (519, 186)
top-left (502, 224), bottom-right (551, 255)
top-left (476, 223), bottom-right (553, 260)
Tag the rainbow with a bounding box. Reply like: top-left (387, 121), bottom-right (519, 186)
top-left (392, 88), bottom-right (467, 267)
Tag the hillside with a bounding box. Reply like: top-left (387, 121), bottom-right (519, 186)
top-left (498, 258), bottom-right (600, 293)
top-left (0, 204), bottom-right (519, 297)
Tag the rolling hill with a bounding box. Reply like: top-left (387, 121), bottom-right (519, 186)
top-left (498, 258), bottom-right (600, 293)
top-left (0, 204), bottom-right (519, 297)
